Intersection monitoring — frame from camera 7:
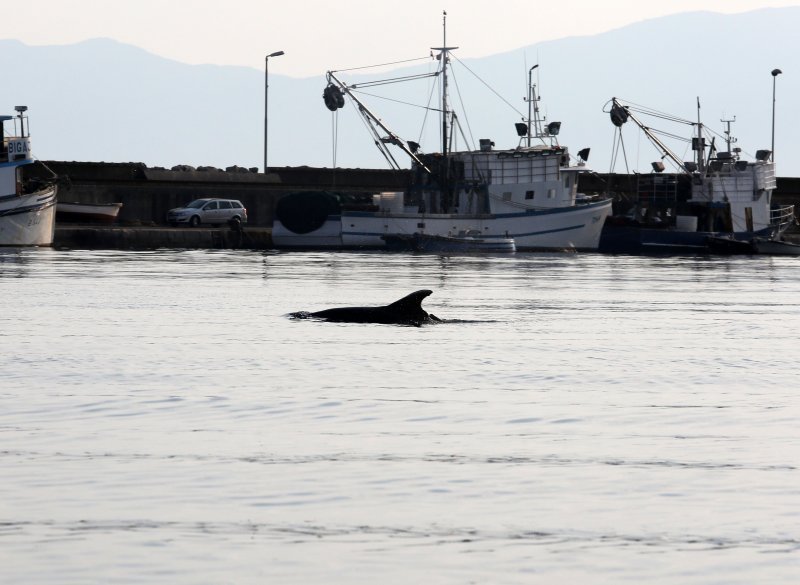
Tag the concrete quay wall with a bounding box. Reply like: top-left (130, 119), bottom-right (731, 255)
top-left (29, 162), bottom-right (410, 227)
top-left (54, 225), bottom-right (273, 250)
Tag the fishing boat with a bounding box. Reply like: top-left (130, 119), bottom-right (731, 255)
top-left (272, 13), bottom-right (612, 251)
top-left (0, 106), bottom-right (57, 246)
top-left (56, 201), bottom-right (123, 224)
top-left (599, 97), bottom-right (794, 254)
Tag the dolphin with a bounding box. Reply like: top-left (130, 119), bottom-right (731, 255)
top-left (290, 289), bottom-right (442, 326)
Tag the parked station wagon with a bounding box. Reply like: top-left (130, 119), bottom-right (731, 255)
top-left (167, 198), bottom-right (248, 227)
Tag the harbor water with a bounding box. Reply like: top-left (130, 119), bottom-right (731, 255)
top-left (1, 249), bottom-right (798, 584)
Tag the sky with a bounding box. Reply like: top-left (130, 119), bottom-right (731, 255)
top-left (14, 0), bottom-right (800, 78)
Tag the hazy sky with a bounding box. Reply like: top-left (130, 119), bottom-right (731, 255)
top-left (15, 0), bottom-right (800, 77)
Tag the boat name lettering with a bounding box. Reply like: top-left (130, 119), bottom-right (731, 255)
top-left (8, 139), bottom-right (31, 155)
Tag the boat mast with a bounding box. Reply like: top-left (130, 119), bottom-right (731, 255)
top-left (526, 65), bottom-right (542, 146)
top-left (434, 11), bottom-right (456, 158)
top-left (695, 97), bottom-right (705, 174)
top-left (431, 11), bottom-right (458, 211)
top-left (721, 115), bottom-right (736, 154)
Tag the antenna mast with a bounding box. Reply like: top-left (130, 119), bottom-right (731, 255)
top-left (721, 115), bottom-right (737, 153)
top-left (525, 65), bottom-right (542, 146)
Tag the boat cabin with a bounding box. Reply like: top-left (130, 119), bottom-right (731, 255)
top-left (1, 108), bottom-right (33, 197)
top-left (407, 144), bottom-right (581, 215)
top-left (690, 153), bottom-right (776, 233)
top-left (1, 109), bottom-right (32, 165)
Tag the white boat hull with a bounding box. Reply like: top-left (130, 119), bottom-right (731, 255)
top-left (341, 199), bottom-right (612, 251)
top-left (56, 201), bottom-right (122, 224)
top-left (0, 185), bottom-right (57, 246)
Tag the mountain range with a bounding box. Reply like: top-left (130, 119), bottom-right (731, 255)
top-left (2, 7), bottom-right (798, 176)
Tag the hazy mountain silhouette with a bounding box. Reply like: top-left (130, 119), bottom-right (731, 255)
top-left (2, 7), bottom-right (797, 175)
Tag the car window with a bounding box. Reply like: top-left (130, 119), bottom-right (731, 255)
top-left (203, 201), bottom-right (218, 210)
top-left (186, 200), bottom-right (206, 209)
top-left (231, 201), bottom-right (243, 209)
top-left (218, 201), bottom-right (232, 209)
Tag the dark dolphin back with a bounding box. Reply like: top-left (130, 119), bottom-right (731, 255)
top-left (295, 289), bottom-right (439, 325)
top-left (386, 290), bottom-right (433, 321)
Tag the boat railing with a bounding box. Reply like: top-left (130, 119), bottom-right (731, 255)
top-left (636, 173), bottom-right (681, 205)
top-left (771, 204), bottom-right (796, 231)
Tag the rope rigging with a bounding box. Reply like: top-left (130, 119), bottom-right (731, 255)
top-left (452, 53), bottom-right (525, 119)
top-left (331, 55), bottom-right (432, 74)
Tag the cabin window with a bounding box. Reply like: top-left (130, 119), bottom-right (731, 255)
top-left (503, 192), bottom-right (512, 201)
top-left (564, 175), bottom-right (571, 188)
top-left (525, 190), bottom-right (534, 200)
top-left (548, 189), bottom-right (556, 199)
top-left (417, 222), bottom-right (425, 228)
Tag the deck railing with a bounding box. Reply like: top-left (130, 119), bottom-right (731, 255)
top-left (771, 204), bottom-right (796, 232)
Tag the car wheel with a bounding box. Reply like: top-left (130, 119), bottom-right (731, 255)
top-left (189, 215), bottom-right (201, 227)
top-left (229, 216), bottom-right (242, 229)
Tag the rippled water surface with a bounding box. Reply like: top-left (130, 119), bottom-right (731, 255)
top-left (1, 249), bottom-right (799, 584)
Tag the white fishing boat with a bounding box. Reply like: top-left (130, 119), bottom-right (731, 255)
top-left (600, 97), bottom-right (795, 254)
top-left (272, 13), bottom-right (612, 251)
top-left (0, 106), bottom-right (56, 246)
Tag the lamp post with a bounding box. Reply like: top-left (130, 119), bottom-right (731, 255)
top-left (264, 50), bottom-right (285, 173)
top-left (771, 68), bottom-right (782, 162)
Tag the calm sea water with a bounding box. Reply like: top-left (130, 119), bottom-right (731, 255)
top-left (1, 248), bottom-right (799, 584)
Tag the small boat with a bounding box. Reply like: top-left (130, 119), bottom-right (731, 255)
top-left (56, 201), bottom-right (123, 224)
top-left (382, 230), bottom-right (516, 254)
top-left (0, 106), bottom-right (57, 246)
top-left (705, 235), bottom-right (756, 255)
top-left (751, 237), bottom-right (800, 256)
top-left (599, 98), bottom-right (794, 255)
top-left (272, 13), bottom-right (612, 251)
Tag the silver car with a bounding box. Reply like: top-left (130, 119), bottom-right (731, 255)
top-left (167, 198), bottom-right (248, 227)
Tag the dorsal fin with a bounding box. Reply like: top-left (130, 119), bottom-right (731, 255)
top-left (386, 289), bottom-right (433, 312)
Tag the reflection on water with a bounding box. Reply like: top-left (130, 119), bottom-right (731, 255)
top-left (1, 249), bottom-right (799, 584)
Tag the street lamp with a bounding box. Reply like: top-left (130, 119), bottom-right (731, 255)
top-left (264, 50), bottom-right (285, 173)
top-left (771, 68), bottom-right (782, 162)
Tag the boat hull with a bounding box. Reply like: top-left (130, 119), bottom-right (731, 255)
top-left (0, 185), bottom-right (57, 246)
top-left (56, 201), bottom-right (122, 224)
top-left (599, 223), bottom-right (775, 255)
top-left (272, 216), bottom-right (343, 248)
top-left (341, 199), bottom-right (612, 251)
top-left (752, 238), bottom-right (800, 256)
